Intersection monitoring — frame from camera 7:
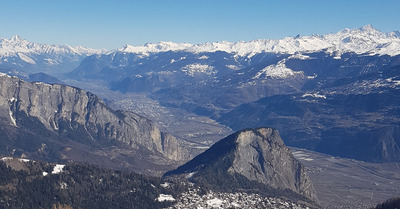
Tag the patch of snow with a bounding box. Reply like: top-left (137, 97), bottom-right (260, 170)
top-left (160, 182), bottom-right (170, 188)
top-left (386, 78), bottom-right (400, 86)
top-left (186, 172), bottom-right (196, 179)
top-left (206, 198), bottom-right (224, 207)
top-left (253, 59), bottom-right (304, 79)
top-left (60, 182), bottom-right (68, 189)
top-left (9, 109), bottom-right (17, 127)
top-left (43, 172), bottom-right (48, 176)
top-left (302, 158), bottom-right (314, 161)
top-left (52, 164), bottom-right (65, 174)
top-left (1, 157), bottom-right (13, 161)
top-left (19, 159), bottom-right (30, 162)
top-left (170, 56), bottom-right (187, 63)
top-left (292, 151), bottom-right (314, 161)
top-left (307, 74), bottom-right (318, 79)
top-left (0, 72), bottom-right (12, 78)
top-left (33, 82), bottom-right (52, 87)
top-left (333, 55), bottom-right (342, 59)
top-left (198, 55), bottom-right (209, 59)
top-left (156, 194), bottom-right (175, 202)
top-left (226, 65), bottom-right (240, 70)
top-left (288, 53), bottom-right (312, 60)
top-left (17, 53), bottom-right (36, 64)
top-left (302, 92), bottom-right (327, 99)
top-left (182, 63), bottom-right (215, 77)
top-left (231, 202), bottom-right (240, 207)
top-left (44, 58), bottom-right (59, 65)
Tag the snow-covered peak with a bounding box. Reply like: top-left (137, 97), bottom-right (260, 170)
top-left (389, 31), bottom-right (400, 38)
top-left (115, 25), bottom-right (400, 57)
top-left (0, 35), bottom-right (105, 57)
top-left (322, 25), bottom-right (400, 56)
top-left (119, 41), bottom-right (193, 54)
top-left (11, 35), bottom-right (22, 41)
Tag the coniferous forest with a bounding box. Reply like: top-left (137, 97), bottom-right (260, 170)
top-left (0, 160), bottom-right (187, 209)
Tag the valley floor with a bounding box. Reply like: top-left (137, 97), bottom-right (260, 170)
top-left (291, 148), bottom-right (400, 209)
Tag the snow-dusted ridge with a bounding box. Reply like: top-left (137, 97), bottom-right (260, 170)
top-left (117, 25), bottom-right (400, 57)
top-left (0, 35), bottom-right (105, 57)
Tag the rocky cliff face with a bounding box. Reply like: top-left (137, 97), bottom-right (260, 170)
top-left (0, 73), bottom-right (188, 173)
top-left (165, 127), bottom-right (318, 203)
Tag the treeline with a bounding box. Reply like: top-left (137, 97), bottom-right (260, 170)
top-left (373, 197), bottom-right (400, 209)
top-left (0, 161), bottom-right (187, 209)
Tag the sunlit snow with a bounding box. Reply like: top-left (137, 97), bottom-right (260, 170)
top-left (206, 198), bottom-right (224, 207)
top-left (156, 194), bottom-right (175, 202)
top-left (182, 63), bottom-right (215, 77)
top-left (17, 53), bottom-right (36, 64)
top-left (292, 151), bottom-right (314, 161)
top-left (9, 109), bottom-right (17, 127)
top-left (253, 59), bottom-right (303, 79)
top-left (116, 25), bottom-right (400, 57)
top-left (302, 93), bottom-right (327, 99)
top-left (52, 164), bottom-right (65, 174)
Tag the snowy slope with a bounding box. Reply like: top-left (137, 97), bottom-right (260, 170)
top-left (0, 35), bottom-right (106, 75)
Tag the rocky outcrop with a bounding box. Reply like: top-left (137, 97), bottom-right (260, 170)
top-left (164, 127), bottom-right (318, 203)
top-left (0, 73), bottom-right (188, 163)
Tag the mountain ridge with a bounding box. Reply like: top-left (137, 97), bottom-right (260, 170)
top-left (0, 73), bottom-right (189, 175)
top-left (2, 25), bottom-right (400, 60)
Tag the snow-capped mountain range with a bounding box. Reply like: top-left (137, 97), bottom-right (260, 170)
top-left (0, 35), bottom-right (105, 76)
top-left (117, 25), bottom-right (400, 57)
top-left (1, 25), bottom-right (399, 75)
top-left (0, 35), bottom-right (103, 57)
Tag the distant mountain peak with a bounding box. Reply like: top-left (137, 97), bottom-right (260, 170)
top-left (10, 35), bottom-right (22, 41)
top-left (361, 24), bottom-right (376, 31)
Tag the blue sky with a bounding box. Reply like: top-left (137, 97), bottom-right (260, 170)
top-left (1, 0), bottom-right (399, 49)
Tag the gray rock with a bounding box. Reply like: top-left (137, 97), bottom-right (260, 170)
top-left (165, 127), bottom-right (318, 203)
top-left (0, 73), bottom-right (189, 163)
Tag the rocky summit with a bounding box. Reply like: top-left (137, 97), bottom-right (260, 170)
top-left (164, 127), bottom-right (318, 204)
